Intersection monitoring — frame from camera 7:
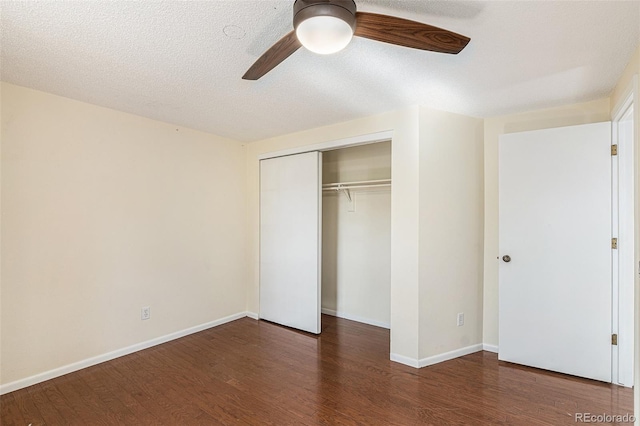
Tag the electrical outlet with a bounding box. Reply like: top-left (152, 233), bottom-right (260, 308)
top-left (457, 312), bottom-right (464, 327)
top-left (141, 306), bottom-right (150, 320)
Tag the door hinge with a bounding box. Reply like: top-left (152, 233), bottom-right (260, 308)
top-left (612, 334), bottom-right (618, 345)
top-left (611, 144), bottom-right (618, 156)
top-left (612, 238), bottom-right (618, 249)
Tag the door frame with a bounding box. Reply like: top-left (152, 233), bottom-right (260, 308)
top-left (611, 76), bottom-right (637, 387)
top-left (257, 130), bottom-right (393, 339)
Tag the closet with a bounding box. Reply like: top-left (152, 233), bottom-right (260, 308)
top-left (259, 141), bottom-right (391, 334)
top-left (321, 142), bottom-right (391, 329)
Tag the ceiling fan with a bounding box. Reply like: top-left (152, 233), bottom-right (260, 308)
top-left (242, 0), bottom-right (470, 80)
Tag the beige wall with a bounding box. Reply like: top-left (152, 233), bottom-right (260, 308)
top-left (322, 143), bottom-right (391, 327)
top-left (609, 44), bottom-right (639, 426)
top-left (0, 83), bottom-right (247, 385)
top-left (482, 98), bottom-right (611, 347)
top-left (611, 46), bottom-right (639, 110)
top-left (246, 108), bottom-right (422, 360)
top-left (419, 107), bottom-right (484, 358)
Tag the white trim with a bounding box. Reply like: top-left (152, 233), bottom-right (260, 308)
top-left (418, 344), bottom-right (483, 368)
top-left (0, 311), bottom-right (251, 395)
top-left (317, 153), bottom-right (323, 334)
top-left (257, 130), bottom-right (394, 160)
top-left (482, 343), bottom-right (499, 353)
top-left (321, 308), bottom-right (390, 329)
top-left (611, 75), bottom-right (637, 388)
top-left (391, 344), bottom-right (484, 369)
top-left (612, 77), bottom-right (637, 121)
top-left (390, 353), bottom-right (420, 368)
top-left (246, 311), bottom-right (259, 320)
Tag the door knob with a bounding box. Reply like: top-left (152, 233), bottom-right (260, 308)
top-left (502, 255), bottom-right (511, 263)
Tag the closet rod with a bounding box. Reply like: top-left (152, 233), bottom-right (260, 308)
top-left (322, 178), bottom-right (391, 188)
top-left (322, 183), bottom-right (390, 191)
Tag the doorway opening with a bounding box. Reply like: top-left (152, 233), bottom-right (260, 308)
top-left (321, 142), bottom-right (392, 329)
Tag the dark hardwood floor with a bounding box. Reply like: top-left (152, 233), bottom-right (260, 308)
top-left (1, 315), bottom-right (634, 425)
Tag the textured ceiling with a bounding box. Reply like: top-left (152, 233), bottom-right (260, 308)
top-left (1, 1), bottom-right (639, 142)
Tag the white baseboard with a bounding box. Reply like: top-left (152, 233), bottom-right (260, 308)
top-left (482, 343), bottom-right (499, 353)
top-left (0, 311), bottom-right (251, 395)
top-left (390, 343), bottom-right (484, 369)
top-left (321, 308), bottom-right (390, 329)
top-left (418, 343), bottom-right (483, 367)
top-left (246, 311), bottom-right (259, 320)
top-left (390, 353), bottom-right (420, 368)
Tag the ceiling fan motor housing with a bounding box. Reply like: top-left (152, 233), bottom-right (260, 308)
top-left (293, 0), bottom-right (357, 31)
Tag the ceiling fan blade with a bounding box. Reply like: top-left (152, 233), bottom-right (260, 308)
top-left (354, 12), bottom-right (470, 54)
top-left (243, 31), bottom-right (302, 80)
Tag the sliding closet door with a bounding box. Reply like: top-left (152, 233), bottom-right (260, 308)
top-left (260, 152), bottom-right (322, 334)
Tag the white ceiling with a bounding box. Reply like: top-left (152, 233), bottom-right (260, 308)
top-left (1, 1), bottom-right (639, 142)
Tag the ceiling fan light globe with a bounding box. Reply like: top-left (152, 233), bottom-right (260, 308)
top-left (296, 16), bottom-right (353, 55)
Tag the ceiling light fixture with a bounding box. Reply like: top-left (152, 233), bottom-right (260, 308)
top-left (293, 0), bottom-right (357, 55)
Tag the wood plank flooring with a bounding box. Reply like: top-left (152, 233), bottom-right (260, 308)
top-left (1, 315), bottom-right (634, 425)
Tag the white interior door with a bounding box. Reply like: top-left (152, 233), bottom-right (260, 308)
top-left (498, 122), bottom-right (612, 382)
top-left (260, 152), bottom-right (322, 334)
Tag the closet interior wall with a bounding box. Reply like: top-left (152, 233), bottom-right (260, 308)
top-left (321, 142), bottom-right (392, 328)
